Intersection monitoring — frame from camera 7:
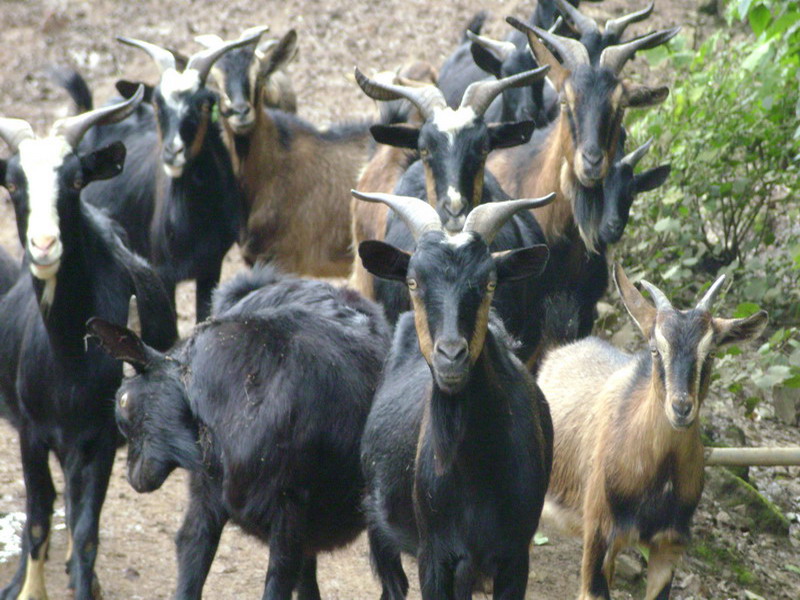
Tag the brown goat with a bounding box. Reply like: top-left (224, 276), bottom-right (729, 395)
top-left (348, 61), bottom-right (438, 297)
top-left (212, 30), bottom-right (373, 274)
top-left (536, 264), bottom-right (768, 599)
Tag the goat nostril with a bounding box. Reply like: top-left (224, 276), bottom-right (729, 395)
top-left (672, 402), bottom-right (692, 418)
top-left (31, 236), bottom-right (57, 252)
top-left (583, 152), bottom-right (603, 168)
top-left (436, 340), bottom-right (468, 362)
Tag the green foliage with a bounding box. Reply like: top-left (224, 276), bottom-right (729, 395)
top-left (621, 1), bottom-right (800, 404)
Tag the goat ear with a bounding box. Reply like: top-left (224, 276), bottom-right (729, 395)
top-left (80, 141), bottom-right (126, 184)
top-left (116, 80), bottom-right (155, 104)
top-left (86, 317), bottom-right (152, 373)
top-left (714, 311), bottom-right (768, 347)
top-left (623, 82), bottom-right (669, 108)
top-left (613, 263), bottom-right (656, 335)
top-left (471, 43), bottom-right (503, 78)
top-left (258, 30), bottom-right (299, 79)
top-left (634, 164), bottom-right (671, 193)
top-left (358, 240), bottom-right (410, 282)
top-left (524, 32), bottom-right (569, 89)
top-left (494, 245), bottom-right (549, 283)
top-left (370, 124), bottom-right (420, 150)
top-left (488, 120), bottom-right (536, 149)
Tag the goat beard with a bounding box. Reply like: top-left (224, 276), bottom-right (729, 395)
top-left (571, 182), bottom-right (604, 255)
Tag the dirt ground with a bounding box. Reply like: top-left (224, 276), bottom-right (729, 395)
top-left (0, 0), bottom-right (798, 598)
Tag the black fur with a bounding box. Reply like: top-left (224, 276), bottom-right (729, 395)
top-left (0, 142), bottom-right (176, 600)
top-left (89, 265), bottom-right (390, 600)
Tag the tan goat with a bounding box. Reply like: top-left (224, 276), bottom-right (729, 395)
top-left (536, 264), bottom-right (768, 599)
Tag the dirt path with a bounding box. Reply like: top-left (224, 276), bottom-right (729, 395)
top-left (0, 1), bottom-right (798, 599)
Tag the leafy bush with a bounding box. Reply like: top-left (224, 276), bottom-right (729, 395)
top-left (620, 0), bottom-right (800, 407)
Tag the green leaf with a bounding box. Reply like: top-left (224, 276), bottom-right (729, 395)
top-left (753, 365), bottom-right (793, 389)
top-left (749, 4), bottom-right (772, 36)
top-left (533, 533), bottom-right (549, 546)
top-left (742, 42), bottom-right (772, 71)
top-left (785, 564), bottom-right (800, 576)
top-left (734, 302), bottom-right (762, 318)
top-left (738, 0), bottom-right (755, 20)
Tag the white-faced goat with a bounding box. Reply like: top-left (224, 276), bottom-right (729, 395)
top-left (207, 28), bottom-right (373, 275)
top-left (0, 92), bottom-right (177, 600)
top-left (536, 264), bottom-right (768, 600)
top-left (87, 265), bottom-right (390, 600)
top-left (356, 191), bottom-right (554, 599)
top-left (79, 31), bottom-right (264, 321)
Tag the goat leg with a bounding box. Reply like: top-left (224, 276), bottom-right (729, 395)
top-left (492, 549), bottom-right (529, 600)
top-left (418, 541), bottom-right (455, 600)
top-left (644, 544), bottom-right (682, 600)
top-left (0, 429), bottom-right (55, 600)
top-left (174, 474), bottom-right (228, 600)
top-left (366, 524), bottom-right (409, 600)
top-left (579, 526), bottom-right (611, 599)
top-left (295, 556), bottom-right (321, 600)
top-left (261, 490), bottom-right (309, 600)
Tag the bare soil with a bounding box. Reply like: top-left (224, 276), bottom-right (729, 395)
top-left (0, 0), bottom-right (798, 598)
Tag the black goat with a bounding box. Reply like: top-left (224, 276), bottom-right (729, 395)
top-left (0, 244), bottom-right (18, 299)
top-left (87, 265), bottom-right (390, 600)
top-left (0, 93), bottom-right (177, 600)
top-left (356, 191), bottom-right (554, 599)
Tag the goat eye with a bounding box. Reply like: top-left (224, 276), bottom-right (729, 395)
top-left (650, 346), bottom-right (659, 356)
top-left (5, 182), bottom-right (17, 194)
top-left (407, 278), bottom-right (418, 291)
top-left (486, 280), bottom-right (496, 292)
top-left (72, 177), bottom-right (83, 190)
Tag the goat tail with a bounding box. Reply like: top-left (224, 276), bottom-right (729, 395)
top-left (462, 10), bottom-right (488, 41)
top-left (49, 66), bottom-right (94, 113)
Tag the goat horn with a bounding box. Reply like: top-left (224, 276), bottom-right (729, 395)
top-left (464, 193), bottom-right (556, 245)
top-left (460, 65), bottom-right (550, 117)
top-left (52, 84), bottom-right (144, 149)
top-left (187, 26), bottom-right (269, 84)
top-left (354, 67), bottom-right (447, 120)
top-left (621, 137), bottom-right (654, 168)
top-left (696, 274), bottom-right (726, 312)
top-left (639, 279), bottom-right (672, 311)
top-left (351, 190), bottom-right (443, 241)
top-left (554, 0), bottom-right (598, 37)
top-left (466, 30), bottom-right (517, 62)
top-left (118, 36), bottom-right (177, 73)
top-left (522, 23), bottom-right (590, 71)
top-left (0, 118), bottom-right (35, 153)
top-left (549, 16), bottom-right (565, 34)
top-left (127, 295), bottom-right (142, 336)
top-left (194, 34), bottom-right (225, 49)
top-left (599, 26), bottom-right (681, 74)
top-left (605, 2), bottom-right (655, 39)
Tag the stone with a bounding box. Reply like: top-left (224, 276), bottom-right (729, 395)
top-left (772, 387), bottom-right (799, 425)
top-left (705, 468), bottom-right (790, 536)
top-left (615, 553), bottom-right (643, 581)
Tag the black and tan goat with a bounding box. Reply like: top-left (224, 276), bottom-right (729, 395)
top-left (195, 26), bottom-right (298, 130)
top-left (206, 29), bottom-right (373, 274)
top-left (357, 191), bottom-right (554, 599)
top-left (536, 265), bottom-right (768, 600)
top-left (0, 93), bottom-right (177, 600)
top-left (349, 62), bottom-right (438, 298)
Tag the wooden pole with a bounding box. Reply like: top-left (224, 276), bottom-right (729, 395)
top-left (704, 447), bottom-right (800, 467)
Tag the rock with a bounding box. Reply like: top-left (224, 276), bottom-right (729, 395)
top-left (744, 591), bottom-right (766, 600)
top-left (124, 567), bottom-right (140, 580)
top-left (704, 468), bottom-right (791, 536)
top-left (716, 510), bottom-right (733, 527)
top-left (679, 572), bottom-right (702, 595)
top-left (772, 387), bottom-right (799, 425)
top-left (615, 553), bottom-right (643, 581)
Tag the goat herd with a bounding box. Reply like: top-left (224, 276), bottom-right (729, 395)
top-left (0, 0), bottom-right (771, 599)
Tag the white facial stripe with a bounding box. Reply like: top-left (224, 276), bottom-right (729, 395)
top-left (160, 68), bottom-right (201, 111)
top-left (446, 186), bottom-right (463, 214)
top-left (694, 328), bottom-right (714, 396)
top-left (445, 231), bottom-right (473, 248)
top-left (654, 326), bottom-right (670, 362)
top-left (18, 137), bottom-right (71, 273)
top-left (432, 107), bottom-right (476, 145)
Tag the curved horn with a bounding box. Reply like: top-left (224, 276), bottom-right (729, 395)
top-left (526, 24), bottom-right (590, 71)
top-left (464, 193), bottom-right (556, 244)
top-left (354, 67), bottom-right (447, 120)
top-left (621, 137), bottom-right (654, 168)
top-left (127, 295), bottom-right (142, 337)
top-left (186, 26), bottom-right (269, 83)
top-left (465, 31), bottom-right (516, 62)
top-left (639, 279), bottom-right (672, 311)
top-left (555, 0), bottom-right (599, 36)
top-left (0, 118), bottom-right (35, 153)
top-left (696, 274), bottom-right (726, 312)
top-left (599, 26), bottom-right (681, 74)
top-left (460, 65), bottom-right (550, 116)
top-left (194, 34), bottom-right (225, 49)
top-left (605, 2), bottom-right (655, 40)
top-left (351, 190), bottom-right (442, 241)
top-left (52, 84), bottom-right (144, 149)
top-left (117, 36), bottom-right (177, 73)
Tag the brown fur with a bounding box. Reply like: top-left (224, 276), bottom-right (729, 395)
top-left (537, 337), bottom-right (705, 600)
top-left (235, 104), bottom-right (372, 274)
